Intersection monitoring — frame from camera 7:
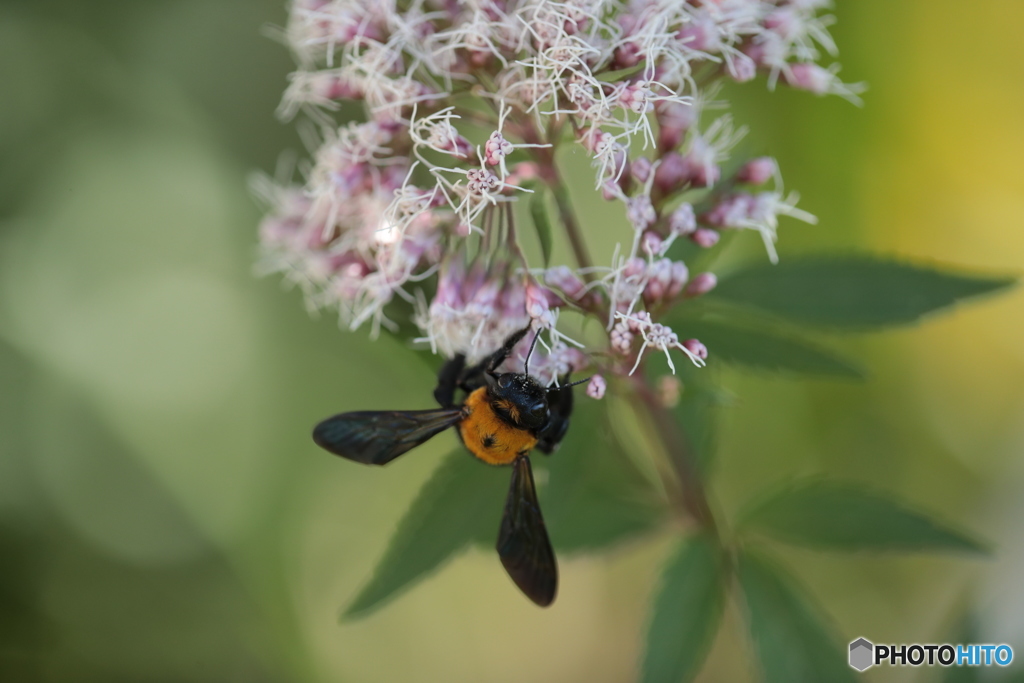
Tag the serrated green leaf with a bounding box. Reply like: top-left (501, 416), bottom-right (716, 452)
top-left (530, 187), bottom-right (555, 267)
top-left (738, 549), bottom-right (856, 683)
top-left (740, 479), bottom-right (989, 554)
top-left (344, 450), bottom-right (508, 619)
top-left (677, 317), bottom-right (863, 378)
top-left (709, 257), bottom-right (1015, 329)
top-left (539, 398), bottom-right (667, 553)
top-left (641, 534), bottom-right (725, 683)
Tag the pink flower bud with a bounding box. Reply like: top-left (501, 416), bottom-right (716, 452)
top-left (524, 282), bottom-right (547, 318)
top-left (654, 152), bottom-right (687, 193)
top-left (667, 261), bottom-right (690, 297)
top-left (677, 22), bottom-right (716, 52)
top-left (609, 148), bottom-right (629, 181)
top-left (728, 53), bottom-right (757, 83)
top-left (325, 76), bottom-right (363, 100)
top-left (702, 193), bottom-right (753, 227)
top-left (626, 195), bottom-right (656, 231)
top-left (691, 228), bottom-right (720, 248)
top-left (613, 42), bottom-right (643, 69)
top-left (379, 165), bottom-right (408, 193)
top-left (586, 375), bottom-right (607, 400)
top-left (544, 265), bottom-right (587, 300)
top-left (644, 259), bottom-right (671, 301)
top-left (618, 83), bottom-right (654, 114)
top-left (484, 131), bottom-right (514, 166)
top-left (680, 154), bottom-right (720, 187)
top-left (786, 63), bottom-right (831, 95)
top-left (641, 231), bottom-right (663, 256)
top-left (669, 203), bottom-right (696, 236)
top-left (578, 127), bottom-right (608, 153)
top-left (743, 42), bottom-right (769, 67)
top-left (632, 156), bottom-right (653, 184)
top-left (764, 8), bottom-right (796, 36)
top-left (610, 326), bottom-right (634, 354)
top-left (466, 168), bottom-right (500, 195)
top-left (628, 311), bottom-right (651, 332)
top-left (623, 257), bottom-right (647, 279)
top-left (682, 338), bottom-right (708, 360)
top-left (736, 157), bottom-right (777, 185)
top-left (656, 101), bottom-right (695, 151)
top-left (602, 180), bottom-right (620, 201)
top-left (684, 272), bottom-right (717, 297)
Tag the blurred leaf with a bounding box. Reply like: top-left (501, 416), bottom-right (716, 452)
top-left (641, 533), bottom-right (725, 683)
top-left (738, 549), bottom-right (856, 683)
top-left (0, 522), bottom-right (49, 683)
top-left (530, 187), bottom-right (554, 267)
top-left (709, 256), bottom-right (1015, 329)
top-left (740, 479), bottom-right (989, 554)
top-left (677, 317), bottom-right (863, 378)
top-left (344, 450), bottom-right (508, 619)
top-left (533, 398), bottom-right (668, 553)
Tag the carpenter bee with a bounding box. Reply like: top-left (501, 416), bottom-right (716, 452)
top-left (312, 326), bottom-right (585, 607)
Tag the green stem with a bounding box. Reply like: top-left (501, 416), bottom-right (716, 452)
top-left (519, 120), bottom-right (594, 275)
top-left (547, 172), bottom-right (594, 274)
top-left (631, 374), bottom-right (718, 534)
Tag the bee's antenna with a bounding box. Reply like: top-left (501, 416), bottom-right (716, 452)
top-left (524, 328), bottom-right (541, 376)
top-left (550, 376), bottom-right (593, 390)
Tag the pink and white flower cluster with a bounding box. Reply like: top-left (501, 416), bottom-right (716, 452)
top-left (256, 0), bottom-right (860, 388)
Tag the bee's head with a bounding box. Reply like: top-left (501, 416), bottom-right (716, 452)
top-left (486, 372), bottom-right (550, 430)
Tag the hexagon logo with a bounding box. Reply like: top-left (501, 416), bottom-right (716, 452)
top-left (849, 637), bottom-right (874, 671)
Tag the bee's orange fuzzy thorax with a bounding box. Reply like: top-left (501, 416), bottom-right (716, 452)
top-left (459, 387), bottom-right (537, 466)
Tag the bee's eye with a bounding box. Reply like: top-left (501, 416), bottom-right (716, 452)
top-left (498, 374), bottom-right (511, 388)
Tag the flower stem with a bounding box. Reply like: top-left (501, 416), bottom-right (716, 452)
top-left (547, 172), bottom-right (594, 274)
top-left (631, 375), bottom-right (718, 533)
top-left (520, 121), bottom-right (594, 275)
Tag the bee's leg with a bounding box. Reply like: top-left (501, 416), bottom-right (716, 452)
top-left (456, 324), bottom-right (534, 393)
top-left (434, 354), bottom-right (466, 408)
top-left (485, 324), bottom-right (533, 374)
top-left (536, 375), bottom-right (574, 454)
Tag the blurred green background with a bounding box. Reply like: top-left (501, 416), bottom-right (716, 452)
top-left (1, 1), bottom-right (1023, 681)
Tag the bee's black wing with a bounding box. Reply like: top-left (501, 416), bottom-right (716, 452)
top-left (313, 408), bottom-right (463, 465)
top-left (496, 455), bottom-right (558, 607)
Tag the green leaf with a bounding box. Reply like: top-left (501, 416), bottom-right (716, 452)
top-left (641, 534), bottom-right (726, 683)
top-left (709, 256), bottom-right (1015, 329)
top-left (344, 450), bottom-right (508, 619)
top-left (678, 317), bottom-right (863, 378)
top-left (530, 187), bottom-right (555, 267)
top-left (738, 549), bottom-right (856, 683)
top-left (537, 398), bottom-right (667, 553)
top-left (740, 479), bottom-right (989, 554)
